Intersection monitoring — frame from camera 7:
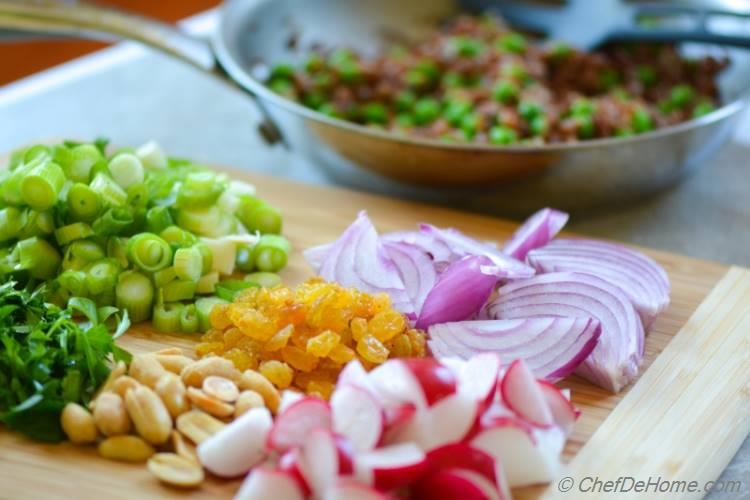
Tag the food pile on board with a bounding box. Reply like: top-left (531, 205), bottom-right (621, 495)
top-left (0, 141), bottom-right (671, 499)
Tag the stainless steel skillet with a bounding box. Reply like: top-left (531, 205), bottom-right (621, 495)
top-left (0, 0), bottom-right (748, 214)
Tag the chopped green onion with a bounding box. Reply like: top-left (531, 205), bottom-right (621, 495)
top-left (173, 246), bottom-right (203, 282)
top-left (235, 244), bottom-right (255, 273)
top-left (90, 172), bottom-right (127, 207)
top-left (135, 141), bottom-right (167, 169)
top-left (180, 304), bottom-right (199, 334)
top-left (194, 241), bottom-right (213, 275)
top-left (62, 240), bottom-right (106, 271)
top-left (67, 183), bottom-right (102, 222)
top-left (127, 232), bottom-right (173, 272)
top-left (85, 258), bottom-right (120, 296)
top-left (126, 183), bottom-right (149, 210)
top-left (58, 269), bottom-right (88, 296)
top-left (53, 223), bottom-right (91, 246)
top-left (160, 225), bottom-right (197, 249)
top-left (251, 235), bottom-right (291, 273)
top-left (146, 206), bottom-right (174, 234)
top-left (92, 207), bottom-right (134, 236)
top-left (176, 206), bottom-right (234, 238)
top-left (245, 272), bottom-right (282, 288)
top-left (116, 270), bottom-right (154, 323)
top-left (215, 279), bottom-right (258, 302)
top-left (108, 153), bottom-right (144, 189)
top-left (18, 210), bottom-right (55, 240)
top-left (236, 196), bottom-right (283, 235)
top-left (153, 266), bottom-right (177, 288)
top-left (21, 161), bottom-right (65, 211)
top-left (23, 144), bottom-right (51, 164)
top-left (16, 237), bottom-right (61, 279)
top-left (106, 236), bottom-right (130, 269)
top-left (153, 302), bottom-right (183, 333)
top-left (1, 161), bottom-right (34, 206)
top-left (160, 279), bottom-right (197, 302)
top-left (196, 271), bottom-right (219, 294)
top-left (66, 144), bottom-right (102, 183)
top-left (176, 171), bottom-right (223, 208)
top-left (0, 207), bottom-right (25, 242)
top-left (195, 296), bottom-right (229, 332)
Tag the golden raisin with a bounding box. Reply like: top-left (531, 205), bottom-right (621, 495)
top-left (368, 310), bottom-right (406, 342)
top-left (306, 330), bottom-right (340, 357)
top-left (350, 318), bottom-right (368, 342)
top-left (223, 348), bottom-right (257, 371)
top-left (328, 344), bottom-right (356, 364)
top-left (307, 379), bottom-right (335, 400)
top-left (209, 304), bottom-right (232, 330)
top-left (195, 342), bottom-right (223, 357)
top-left (407, 329), bottom-right (427, 357)
top-left (259, 360), bottom-right (293, 389)
top-left (265, 325), bottom-right (294, 352)
top-left (282, 346), bottom-right (319, 372)
top-left (391, 333), bottom-right (413, 358)
top-left (357, 335), bottom-right (389, 364)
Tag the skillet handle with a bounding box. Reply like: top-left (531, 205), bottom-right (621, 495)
top-left (0, 0), bottom-right (285, 145)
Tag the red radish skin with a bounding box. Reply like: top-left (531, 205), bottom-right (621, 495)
top-left (413, 469), bottom-right (503, 500)
top-left (278, 390), bottom-right (305, 414)
top-left (234, 466), bottom-right (305, 500)
top-left (278, 449), bottom-right (313, 497)
top-left (325, 479), bottom-right (392, 500)
top-left (501, 360), bottom-right (554, 428)
top-left (266, 397), bottom-right (332, 453)
top-left (424, 443), bottom-right (498, 486)
top-left (196, 407), bottom-right (272, 478)
top-left (537, 380), bottom-right (580, 435)
top-left (355, 443), bottom-right (427, 491)
top-left (402, 358), bottom-right (457, 406)
top-left (331, 384), bottom-right (385, 452)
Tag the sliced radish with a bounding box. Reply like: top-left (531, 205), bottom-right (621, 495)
top-left (500, 360), bottom-right (553, 427)
top-left (413, 469), bottom-right (503, 500)
top-left (538, 380), bottom-right (579, 435)
top-left (389, 392), bottom-right (479, 450)
top-left (234, 466), bottom-right (305, 500)
top-left (381, 403), bottom-right (417, 444)
top-left (402, 358), bottom-right (457, 406)
top-left (368, 359), bottom-right (427, 409)
top-left (278, 390), bottom-right (305, 414)
top-left (338, 360), bottom-right (375, 392)
top-left (331, 384), bottom-right (384, 452)
top-left (197, 407), bottom-right (271, 477)
top-left (449, 353), bottom-right (501, 407)
top-left (324, 479), bottom-right (391, 500)
top-left (267, 397), bottom-right (332, 452)
top-left (424, 443), bottom-right (498, 486)
top-left (471, 422), bottom-right (564, 487)
top-left (278, 449), bottom-right (312, 498)
top-left (299, 429), bottom-right (352, 496)
top-left (354, 442), bottom-right (427, 491)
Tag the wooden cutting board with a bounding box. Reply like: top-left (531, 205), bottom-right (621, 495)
top-left (1, 165), bottom-right (749, 500)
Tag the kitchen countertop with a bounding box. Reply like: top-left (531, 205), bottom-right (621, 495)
top-left (0, 9), bottom-right (748, 497)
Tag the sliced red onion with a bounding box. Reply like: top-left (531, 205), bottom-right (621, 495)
top-left (303, 243), bottom-right (332, 273)
top-left (526, 239), bottom-right (670, 329)
top-left (416, 256), bottom-right (497, 330)
top-left (487, 272), bottom-right (644, 393)
top-left (503, 208), bottom-right (568, 260)
top-left (381, 231), bottom-right (454, 263)
top-left (319, 211), bottom-right (413, 314)
top-left (427, 317), bottom-right (601, 382)
top-left (419, 224), bottom-right (535, 279)
top-left (383, 241), bottom-right (437, 315)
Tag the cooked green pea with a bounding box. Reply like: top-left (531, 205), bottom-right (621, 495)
top-left (599, 69), bottom-right (620, 90)
top-left (503, 63), bottom-right (529, 83)
top-left (329, 48), bottom-right (355, 66)
top-left (489, 126), bottom-right (518, 145)
top-left (614, 127), bottom-right (634, 137)
top-left (518, 101), bottom-right (543, 121)
top-left (312, 72), bottom-right (333, 90)
top-left (396, 114), bottom-right (415, 127)
top-left (269, 79), bottom-right (296, 98)
top-left (270, 64), bottom-right (295, 80)
top-left (492, 80), bottom-right (519, 104)
top-left (549, 42), bottom-right (572, 60)
top-left (303, 92), bottom-right (326, 109)
top-left (670, 84), bottom-right (695, 108)
top-left (305, 53), bottom-right (325, 73)
top-left (632, 108), bottom-right (654, 133)
top-left (576, 115), bottom-right (595, 139)
top-left (318, 103), bottom-right (340, 118)
top-left (636, 65), bottom-right (656, 86)
top-left (450, 36), bottom-right (484, 58)
top-left (496, 33), bottom-right (527, 54)
top-left (693, 101), bottom-right (715, 118)
top-left (414, 98), bottom-right (441, 125)
top-left (362, 102), bottom-right (388, 124)
top-left (658, 99), bottom-right (674, 114)
top-left (443, 100), bottom-right (472, 126)
top-left (570, 98), bottom-right (595, 116)
top-left (442, 72), bottom-right (464, 88)
top-left (406, 68), bottom-right (429, 88)
top-left (529, 115), bottom-right (548, 136)
top-left (395, 90), bottom-right (417, 112)
top-left (460, 113), bottom-right (481, 138)
top-left (337, 60), bottom-right (362, 83)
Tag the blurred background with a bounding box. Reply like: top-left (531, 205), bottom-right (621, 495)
top-left (0, 0), bottom-right (219, 85)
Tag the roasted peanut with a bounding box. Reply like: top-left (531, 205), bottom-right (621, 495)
top-left (147, 453), bottom-right (204, 488)
top-left (155, 354), bottom-right (194, 374)
top-left (125, 386), bottom-right (172, 445)
top-left (155, 347), bottom-right (183, 355)
top-left (176, 410), bottom-right (225, 444)
top-left (99, 435), bottom-right (155, 463)
top-left (111, 375), bottom-right (141, 398)
top-left (89, 361), bottom-right (128, 410)
top-left (155, 372), bottom-right (190, 418)
top-left (129, 354), bottom-right (167, 388)
top-left (171, 430), bottom-right (198, 464)
top-left (239, 370), bottom-right (280, 414)
top-left (186, 387), bottom-right (234, 418)
top-left (61, 403), bottom-right (97, 444)
top-left (181, 356), bottom-right (240, 387)
top-left (234, 390), bottom-right (265, 418)
top-left (202, 375), bottom-right (239, 402)
top-left (93, 392), bottom-right (131, 436)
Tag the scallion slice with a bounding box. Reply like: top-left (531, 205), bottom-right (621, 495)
top-left (251, 234), bottom-right (291, 272)
top-left (146, 206), bottom-right (174, 234)
top-left (173, 246), bottom-right (203, 282)
top-left (153, 266), bottom-right (177, 288)
top-left (245, 271), bottom-right (282, 288)
top-left (90, 172), bottom-right (127, 207)
top-left (21, 161), bottom-right (65, 211)
top-left (55, 222), bottom-right (94, 246)
top-left (196, 271), bottom-right (219, 294)
top-left (62, 240), bottom-right (106, 271)
top-left (195, 296), bottom-right (229, 332)
top-left (16, 237), bottom-right (61, 279)
top-left (68, 183), bottom-right (102, 222)
top-left (108, 153), bottom-right (145, 189)
top-left (85, 258), bottom-right (120, 296)
top-left (92, 207), bottom-right (134, 236)
top-left (127, 232), bottom-right (173, 272)
top-left (161, 279), bottom-right (197, 302)
top-left (236, 195), bottom-right (283, 234)
top-left (0, 207), bottom-right (26, 242)
top-left (179, 304), bottom-right (199, 333)
top-left (153, 302), bottom-right (183, 333)
top-left (115, 270), bottom-right (154, 323)
top-left (67, 144), bottom-right (102, 183)
top-left (58, 269), bottom-right (88, 296)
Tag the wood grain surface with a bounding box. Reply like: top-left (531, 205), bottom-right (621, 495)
top-left (0, 166), bottom-right (741, 499)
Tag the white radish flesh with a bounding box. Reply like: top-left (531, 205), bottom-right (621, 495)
top-left (331, 384), bottom-right (384, 452)
top-left (354, 443), bottom-right (427, 491)
top-left (500, 360), bottom-right (554, 427)
top-left (234, 466), bottom-right (304, 500)
top-left (266, 397), bottom-right (332, 452)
